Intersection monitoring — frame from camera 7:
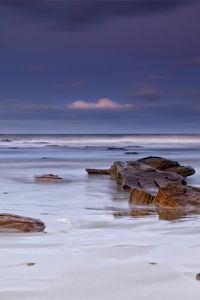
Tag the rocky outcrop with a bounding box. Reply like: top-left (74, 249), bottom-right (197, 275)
top-left (35, 174), bottom-right (63, 183)
top-left (0, 214), bottom-right (45, 232)
top-left (86, 156), bottom-right (200, 218)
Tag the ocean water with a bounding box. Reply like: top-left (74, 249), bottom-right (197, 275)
top-left (0, 134), bottom-right (200, 300)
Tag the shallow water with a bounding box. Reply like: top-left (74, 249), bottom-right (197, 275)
top-left (0, 134), bottom-right (200, 300)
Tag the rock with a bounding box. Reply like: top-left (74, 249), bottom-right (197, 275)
top-left (129, 188), bottom-right (155, 205)
top-left (35, 174), bottom-right (63, 183)
top-left (138, 156), bottom-right (195, 177)
top-left (138, 156), bottom-right (179, 170)
top-left (26, 262), bottom-right (35, 267)
top-left (107, 147), bottom-right (127, 151)
top-left (86, 168), bottom-right (111, 175)
top-left (154, 182), bottom-right (200, 208)
top-left (124, 152), bottom-right (139, 155)
top-left (196, 273), bottom-right (200, 281)
top-left (0, 214), bottom-right (45, 232)
top-left (110, 161), bottom-right (155, 188)
top-left (149, 262), bottom-right (157, 265)
top-left (110, 160), bottom-right (185, 191)
top-left (86, 156), bottom-right (200, 215)
top-left (1, 139), bottom-right (11, 142)
top-left (164, 165), bottom-right (195, 177)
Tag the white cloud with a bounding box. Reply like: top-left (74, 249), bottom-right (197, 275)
top-left (68, 98), bottom-right (133, 110)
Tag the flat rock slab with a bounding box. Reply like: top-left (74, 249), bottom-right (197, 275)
top-left (0, 214), bottom-right (45, 232)
top-left (35, 174), bottom-right (63, 183)
top-left (138, 156), bottom-right (195, 177)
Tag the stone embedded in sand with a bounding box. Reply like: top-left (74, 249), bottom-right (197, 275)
top-left (0, 214), bottom-right (45, 232)
top-left (154, 182), bottom-right (200, 208)
top-left (86, 168), bottom-right (111, 175)
top-left (35, 174), bottom-right (63, 183)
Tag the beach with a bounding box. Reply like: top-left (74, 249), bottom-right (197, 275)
top-left (1, 134), bottom-right (200, 299)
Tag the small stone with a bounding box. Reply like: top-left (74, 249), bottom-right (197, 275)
top-left (124, 152), bottom-right (139, 155)
top-left (196, 273), bottom-right (200, 281)
top-left (26, 262), bottom-right (35, 267)
top-left (35, 174), bottom-right (63, 183)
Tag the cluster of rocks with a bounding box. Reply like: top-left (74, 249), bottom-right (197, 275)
top-left (86, 156), bottom-right (200, 219)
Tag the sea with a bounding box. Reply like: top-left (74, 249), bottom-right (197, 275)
top-left (0, 134), bottom-right (200, 300)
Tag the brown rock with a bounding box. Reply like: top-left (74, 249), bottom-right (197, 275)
top-left (154, 182), bottom-right (200, 208)
top-left (0, 214), bottom-right (45, 232)
top-left (129, 188), bottom-right (155, 205)
top-left (110, 160), bottom-right (185, 191)
top-left (138, 156), bottom-right (179, 170)
top-left (35, 174), bottom-right (63, 183)
top-left (110, 161), bottom-right (156, 189)
top-left (110, 161), bottom-right (126, 181)
top-left (86, 168), bottom-right (111, 175)
top-left (164, 165), bottom-right (195, 177)
top-left (138, 156), bottom-right (195, 177)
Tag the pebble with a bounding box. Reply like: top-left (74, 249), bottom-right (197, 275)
top-left (196, 273), bottom-right (200, 280)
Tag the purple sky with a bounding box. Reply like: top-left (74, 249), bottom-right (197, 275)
top-left (0, 0), bottom-right (200, 133)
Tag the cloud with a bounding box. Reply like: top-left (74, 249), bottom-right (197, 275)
top-left (68, 98), bottom-right (133, 109)
top-left (130, 87), bottom-right (161, 101)
top-left (1, 0), bottom-right (195, 28)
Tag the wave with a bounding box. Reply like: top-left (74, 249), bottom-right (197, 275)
top-left (0, 134), bottom-right (200, 149)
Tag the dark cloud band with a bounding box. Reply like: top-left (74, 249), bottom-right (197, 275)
top-left (1, 0), bottom-right (195, 28)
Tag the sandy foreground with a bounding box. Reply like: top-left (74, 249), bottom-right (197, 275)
top-left (1, 202), bottom-right (200, 300)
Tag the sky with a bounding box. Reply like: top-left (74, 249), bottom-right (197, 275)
top-left (0, 0), bottom-right (200, 133)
